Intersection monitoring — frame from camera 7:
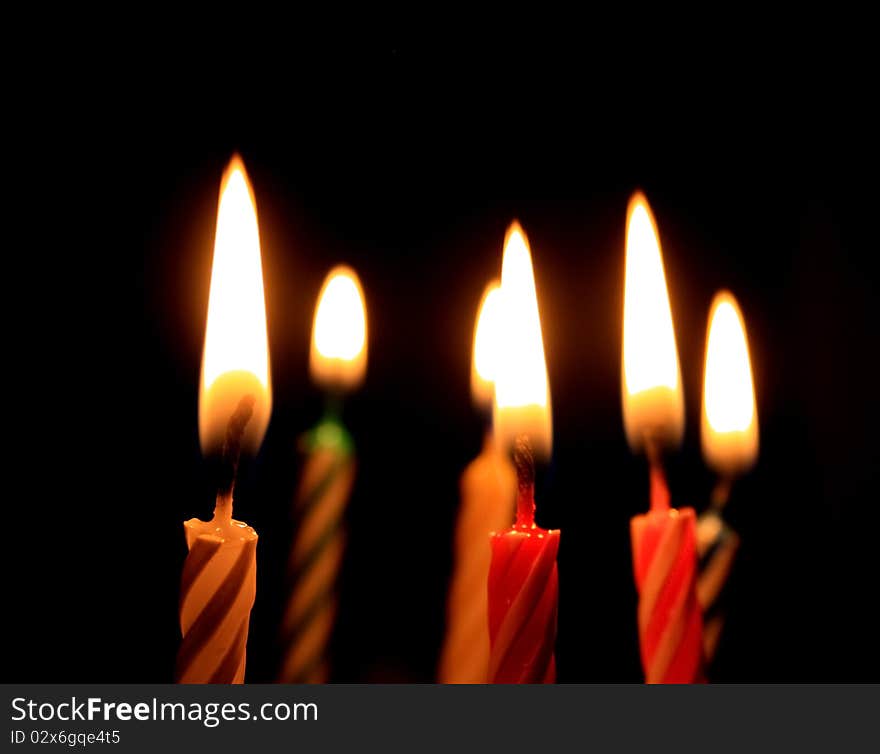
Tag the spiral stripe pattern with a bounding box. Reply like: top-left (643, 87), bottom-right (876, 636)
top-left (488, 528), bottom-right (559, 684)
top-left (696, 510), bottom-right (740, 665)
top-left (631, 507), bottom-right (703, 684)
top-left (279, 439), bottom-right (355, 684)
top-left (176, 531), bottom-right (257, 684)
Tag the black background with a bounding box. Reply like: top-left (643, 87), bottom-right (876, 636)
top-left (8, 43), bottom-right (878, 682)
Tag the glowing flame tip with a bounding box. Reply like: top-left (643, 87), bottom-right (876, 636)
top-left (493, 222), bottom-right (552, 459)
top-left (199, 155), bottom-right (272, 456)
top-left (621, 191), bottom-right (684, 452)
top-left (702, 290), bottom-right (759, 475)
top-left (310, 265), bottom-right (368, 391)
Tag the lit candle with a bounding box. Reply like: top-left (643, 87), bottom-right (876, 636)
top-left (487, 222), bottom-right (558, 684)
top-left (622, 192), bottom-right (702, 684)
top-left (698, 290), bottom-right (759, 665)
top-left (177, 155), bottom-right (272, 684)
top-left (471, 282), bottom-right (505, 410)
top-left (438, 281), bottom-right (516, 683)
top-left (279, 265), bottom-right (367, 683)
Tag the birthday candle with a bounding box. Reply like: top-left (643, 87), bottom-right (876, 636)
top-left (177, 156), bottom-right (272, 684)
top-left (439, 282), bottom-right (516, 683)
top-left (622, 192), bottom-right (702, 684)
top-left (699, 290), bottom-right (759, 665)
top-left (279, 266), bottom-right (367, 684)
top-left (488, 437), bottom-right (559, 683)
top-left (487, 223), bottom-right (558, 684)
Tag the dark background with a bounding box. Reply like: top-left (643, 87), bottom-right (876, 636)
top-left (8, 45), bottom-right (878, 682)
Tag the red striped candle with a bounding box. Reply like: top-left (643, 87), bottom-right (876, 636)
top-left (487, 438), bottom-right (559, 684)
top-left (630, 465), bottom-right (702, 683)
top-left (621, 192), bottom-right (700, 683)
top-left (487, 223), bottom-right (556, 684)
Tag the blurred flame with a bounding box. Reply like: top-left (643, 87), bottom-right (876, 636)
top-left (493, 222), bottom-right (552, 459)
top-left (310, 265), bottom-right (368, 391)
top-left (199, 156), bottom-right (272, 456)
top-left (471, 281), bottom-right (503, 410)
top-left (622, 192), bottom-right (684, 452)
top-left (702, 291), bottom-right (759, 475)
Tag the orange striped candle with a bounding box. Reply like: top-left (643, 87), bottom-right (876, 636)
top-left (177, 400), bottom-right (259, 684)
top-left (178, 156), bottom-right (272, 684)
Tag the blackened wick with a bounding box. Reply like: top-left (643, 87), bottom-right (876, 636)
top-left (218, 394), bottom-right (255, 496)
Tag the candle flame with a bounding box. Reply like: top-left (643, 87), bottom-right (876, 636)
top-left (310, 265), bottom-right (368, 391)
top-left (493, 222), bottom-right (552, 459)
top-left (471, 281), bottom-right (503, 410)
top-left (622, 192), bottom-right (684, 452)
top-left (702, 291), bottom-right (759, 476)
top-left (199, 156), bottom-right (272, 456)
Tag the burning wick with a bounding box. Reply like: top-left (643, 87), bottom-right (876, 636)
top-left (177, 155), bottom-right (266, 685)
top-left (488, 431), bottom-right (559, 683)
top-left (644, 435), bottom-right (671, 512)
top-left (710, 477), bottom-right (733, 509)
top-left (513, 434), bottom-right (536, 528)
top-left (214, 394), bottom-right (256, 524)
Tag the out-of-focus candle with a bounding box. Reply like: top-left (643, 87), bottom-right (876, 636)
top-left (487, 223), bottom-right (558, 684)
top-left (698, 290), bottom-right (759, 664)
top-left (470, 283), bottom-right (505, 409)
top-left (309, 267), bottom-right (368, 392)
top-left (279, 265), bottom-right (367, 684)
top-left (701, 291), bottom-right (759, 477)
top-left (177, 155), bottom-right (272, 684)
top-left (622, 192), bottom-right (702, 684)
top-left (439, 281), bottom-right (516, 683)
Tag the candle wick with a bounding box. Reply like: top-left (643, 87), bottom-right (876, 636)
top-left (649, 462), bottom-right (671, 512)
top-left (711, 477), bottom-right (733, 510)
top-left (513, 434), bottom-right (536, 527)
top-left (324, 392), bottom-right (344, 421)
top-left (643, 433), bottom-right (670, 512)
top-left (214, 394), bottom-right (256, 524)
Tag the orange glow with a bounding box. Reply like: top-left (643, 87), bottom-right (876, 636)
top-left (310, 265), bottom-right (368, 391)
top-left (199, 156), bottom-right (272, 456)
top-left (621, 192), bottom-right (684, 452)
top-left (471, 281), bottom-right (504, 410)
top-left (493, 222), bottom-right (552, 460)
top-left (702, 291), bottom-right (759, 475)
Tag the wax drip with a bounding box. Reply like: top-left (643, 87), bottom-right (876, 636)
top-left (513, 434), bottom-right (536, 527)
top-left (214, 394), bottom-right (256, 522)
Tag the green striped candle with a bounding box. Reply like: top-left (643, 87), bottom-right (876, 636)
top-left (280, 413), bottom-right (355, 683)
top-left (278, 266), bottom-right (367, 684)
